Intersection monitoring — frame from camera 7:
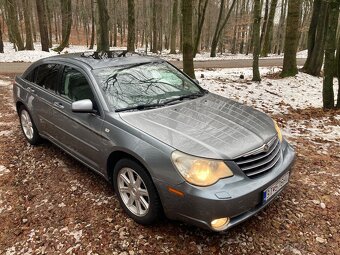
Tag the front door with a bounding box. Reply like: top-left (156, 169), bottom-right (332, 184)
top-left (50, 65), bottom-right (106, 171)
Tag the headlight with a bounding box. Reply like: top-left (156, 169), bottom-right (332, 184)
top-left (171, 151), bottom-right (233, 186)
top-left (273, 120), bottom-right (283, 142)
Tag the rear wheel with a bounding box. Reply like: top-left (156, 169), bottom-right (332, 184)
top-left (113, 158), bottom-right (162, 225)
top-left (19, 106), bottom-right (41, 145)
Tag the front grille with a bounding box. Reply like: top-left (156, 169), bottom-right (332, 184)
top-left (234, 136), bottom-right (281, 178)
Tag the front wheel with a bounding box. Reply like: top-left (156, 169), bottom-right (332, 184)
top-left (113, 158), bottom-right (162, 225)
top-left (19, 106), bottom-right (41, 145)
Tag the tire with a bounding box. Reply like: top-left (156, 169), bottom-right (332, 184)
top-left (113, 158), bottom-right (162, 225)
top-left (19, 106), bottom-right (41, 145)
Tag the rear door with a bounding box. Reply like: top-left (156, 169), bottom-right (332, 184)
top-left (22, 63), bottom-right (61, 137)
top-left (50, 65), bottom-right (106, 171)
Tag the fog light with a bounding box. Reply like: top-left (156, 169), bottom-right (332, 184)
top-left (211, 217), bottom-right (230, 231)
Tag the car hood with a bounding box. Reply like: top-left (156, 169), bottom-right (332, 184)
top-left (119, 93), bottom-right (277, 159)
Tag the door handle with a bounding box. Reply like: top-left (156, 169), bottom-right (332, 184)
top-left (27, 87), bottom-right (35, 93)
top-left (53, 102), bottom-right (64, 109)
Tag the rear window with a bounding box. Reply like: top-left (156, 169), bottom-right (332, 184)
top-left (34, 64), bottom-right (60, 91)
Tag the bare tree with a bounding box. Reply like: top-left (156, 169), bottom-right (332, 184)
top-left (35, 0), bottom-right (49, 52)
top-left (302, 0), bottom-right (329, 76)
top-left (6, 0), bottom-right (25, 50)
top-left (262, 0), bottom-right (278, 56)
top-left (323, 0), bottom-right (339, 109)
top-left (252, 0), bottom-right (261, 81)
top-left (54, 0), bottom-right (72, 52)
top-left (97, 0), bottom-right (110, 52)
top-left (210, 0), bottom-right (237, 57)
top-left (89, 0), bottom-right (95, 49)
top-left (193, 0), bottom-right (209, 57)
top-left (127, 0), bottom-right (135, 52)
top-left (22, 0), bottom-right (34, 50)
top-left (182, 0), bottom-right (195, 78)
top-left (170, 0), bottom-right (179, 54)
top-left (0, 22), bottom-right (4, 53)
top-left (281, 0), bottom-right (301, 77)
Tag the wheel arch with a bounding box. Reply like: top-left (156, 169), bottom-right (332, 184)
top-left (106, 150), bottom-right (152, 183)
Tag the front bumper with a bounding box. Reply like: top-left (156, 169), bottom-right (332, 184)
top-left (155, 140), bottom-right (296, 231)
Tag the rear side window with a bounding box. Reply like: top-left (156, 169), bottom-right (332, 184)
top-left (35, 64), bottom-right (60, 91)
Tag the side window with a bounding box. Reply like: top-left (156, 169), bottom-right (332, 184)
top-left (23, 68), bottom-right (36, 82)
top-left (35, 64), bottom-right (60, 91)
top-left (61, 66), bottom-right (95, 102)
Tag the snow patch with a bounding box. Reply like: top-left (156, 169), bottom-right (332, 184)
top-left (198, 67), bottom-right (339, 114)
top-left (0, 165), bottom-right (10, 176)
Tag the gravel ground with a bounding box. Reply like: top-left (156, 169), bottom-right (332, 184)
top-left (0, 75), bottom-right (339, 254)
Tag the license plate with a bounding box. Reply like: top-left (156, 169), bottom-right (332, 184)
top-left (263, 172), bottom-right (289, 202)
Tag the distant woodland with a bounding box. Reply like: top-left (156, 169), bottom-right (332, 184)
top-left (0, 0), bottom-right (339, 108)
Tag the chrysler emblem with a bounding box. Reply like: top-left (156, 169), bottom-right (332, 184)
top-left (263, 144), bottom-right (269, 152)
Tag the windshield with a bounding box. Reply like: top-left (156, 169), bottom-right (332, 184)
top-left (92, 61), bottom-right (203, 111)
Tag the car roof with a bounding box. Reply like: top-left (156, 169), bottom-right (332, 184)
top-left (42, 52), bottom-right (163, 70)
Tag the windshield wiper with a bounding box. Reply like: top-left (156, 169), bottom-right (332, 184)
top-left (115, 102), bottom-right (165, 112)
top-left (162, 91), bottom-right (207, 105)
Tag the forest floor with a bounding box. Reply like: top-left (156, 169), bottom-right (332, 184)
top-left (0, 69), bottom-right (339, 254)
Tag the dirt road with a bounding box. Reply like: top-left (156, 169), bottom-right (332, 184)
top-left (0, 58), bottom-right (306, 74)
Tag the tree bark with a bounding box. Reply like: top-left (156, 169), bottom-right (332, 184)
top-left (210, 0), bottom-right (237, 57)
top-left (152, 0), bottom-right (158, 53)
top-left (252, 0), bottom-right (261, 81)
top-left (97, 0), bottom-right (110, 52)
top-left (89, 0), bottom-right (95, 49)
top-left (281, 0), bottom-right (301, 77)
top-left (262, 0), bottom-right (278, 56)
top-left (336, 34), bottom-right (340, 108)
top-left (323, 0), bottom-right (339, 109)
top-left (35, 0), bottom-right (49, 52)
top-left (127, 0), bottom-right (135, 52)
top-left (193, 0), bottom-right (208, 57)
top-left (22, 0), bottom-right (34, 50)
top-left (6, 0), bottom-right (25, 50)
top-left (0, 22), bottom-right (4, 53)
top-left (260, 0), bottom-right (269, 49)
top-left (170, 0), bottom-right (179, 54)
top-left (54, 0), bottom-right (72, 52)
top-left (302, 0), bottom-right (329, 76)
top-left (182, 0), bottom-right (195, 79)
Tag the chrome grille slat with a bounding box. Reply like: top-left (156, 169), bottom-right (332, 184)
top-left (234, 136), bottom-right (282, 178)
top-left (245, 152), bottom-right (281, 177)
top-left (241, 143), bottom-right (281, 171)
top-left (236, 138), bottom-right (279, 165)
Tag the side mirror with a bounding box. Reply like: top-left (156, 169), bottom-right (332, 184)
top-left (194, 79), bottom-right (200, 85)
top-left (72, 99), bottom-right (95, 113)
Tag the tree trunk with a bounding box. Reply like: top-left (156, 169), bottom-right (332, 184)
top-left (97, 0), bottom-right (110, 52)
top-left (302, 0), bottom-right (329, 76)
top-left (260, 0), bottom-right (269, 49)
top-left (280, 0), bottom-right (301, 77)
top-left (54, 0), bottom-right (72, 52)
top-left (127, 0), bottom-right (135, 52)
top-left (262, 0), bottom-right (278, 56)
top-left (182, 0), bottom-right (195, 79)
top-left (210, 0), bottom-right (237, 57)
top-left (277, 0), bottom-right (287, 55)
top-left (336, 34), bottom-right (340, 108)
top-left (89, 0), bottom-right (95, 49)
top-left (323, 0), bottom-right (339, 109)
top-left (6, 0), bottom-right (25, 50)
top-left (193, 0), bottom-right (208, 57)
top-left (45, 0), bottom-right (53, 48)
top-left (252, 0), bottom-right (261, 81)
top-left (170, 0), bottom-right (179, 54)
top-left (0, 22), bottom-right (4, 53)
top-left (152, 0), bottom-right (158, 53)
top-left (36, 0), bottom-right (49, 52)
top-left (22, 0), bottom-right (34, 50)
